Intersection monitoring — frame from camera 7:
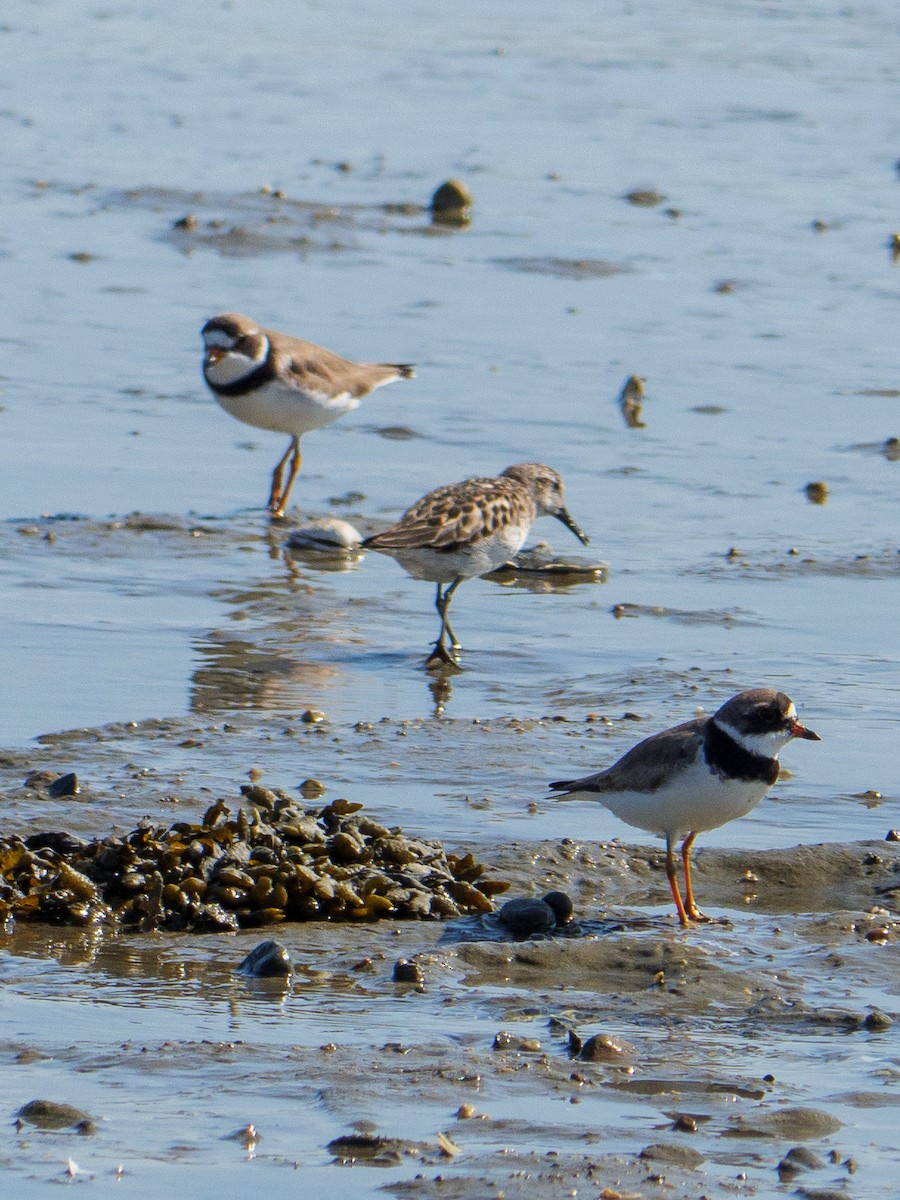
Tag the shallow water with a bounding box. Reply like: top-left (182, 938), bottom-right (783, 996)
top-left (0, 0), bottom-right (898, 1195)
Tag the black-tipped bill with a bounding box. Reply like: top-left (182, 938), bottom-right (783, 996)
top-left (789, 720), bottom-right (820, 741)
top-left (555, 507), bottom-right (589, 545)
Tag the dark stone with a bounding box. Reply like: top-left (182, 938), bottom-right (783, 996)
top-left (236, 940), bottom-right (293, 978)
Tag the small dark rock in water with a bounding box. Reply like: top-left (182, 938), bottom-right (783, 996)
top-left (862, 1009), bottom-right (893, 1031)
top-left (619, 374), bottom-right (647, 428)
top-left (805, 480), bottom-right (829, 505)
top-left (883, 437), bottom-right (900, 461)
top-left (672, 1115), bottom-right (698, 1133)
top-left (430, 179), bottom-right (473, 226)
top-left (374, 425), bottom-right (420, 441)
top-left (236, 940), bottom-right (293, 978)
top-left (392, 958), bottom-right (423, 984)
top-left (885, 829), bottom-right (900, 842)
top-left (327, 1133), bottom-right (408, 1165)
top-left (47, 772), bottom-right (80, 798)
top-left (725, 1105), bottom-right (842, 1140)
top-left (578, 1032), bottom-right (636, 1063)
top-left (639, 1142), bottom-right (705, 1168)
top-left (497, 891), bottom-right (574, 937)
top-left (17, 1100), bottom-right (95, 1134)
top-left (624, 188), bottom-right (666, 207)
top-left (778, 1145), bottom-right (827, 1179)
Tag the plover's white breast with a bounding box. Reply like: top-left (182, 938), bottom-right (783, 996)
top-left (585, 754), bottom-right (772, 838)
top-left (211, 374), bottom-right (358, 436)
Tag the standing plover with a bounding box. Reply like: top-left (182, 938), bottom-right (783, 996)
top-left (550, 689), bottom-right (820, 925)
top-left (201, 312), bottom-right (414, 517)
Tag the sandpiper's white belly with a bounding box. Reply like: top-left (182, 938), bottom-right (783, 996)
top-left (385, 522), bottom-right (530, 583)
top-left (215, 380), bottom-right (360, 437)
top-left (575, 759), bottom-right (771, 838)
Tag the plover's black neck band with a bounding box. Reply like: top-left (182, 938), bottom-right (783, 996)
top-left (704, 718), bottom-right (779, 785)
top-left (208, 354), bottom-right (277, 398)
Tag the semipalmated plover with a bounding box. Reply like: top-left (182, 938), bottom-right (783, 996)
top-left (362, 463), bottom-right (588, 669)
top-left (201, 313), bottom-right (414, 517)
top-left (549, 689), bottom-right (820, 926)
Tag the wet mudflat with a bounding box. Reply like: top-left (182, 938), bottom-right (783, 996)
top-left (1, 0), bottom-right (899, 1196)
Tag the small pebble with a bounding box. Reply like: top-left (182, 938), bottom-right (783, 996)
top-left (47, 772), bottom-right (80, 798)
top-left (579, 1033), bottom-right (637, 1063)
top-left (863, 1009), bottom-right (893, 1031)
top-left (805, 480), bottom-right (829, 505)
top-left (430, 179), bottom-right (473, 225)
top-left (392, 958), bottom-right (423, 984)
top-left (624, 188), bottom-right (666, 207)
top-left (236, 940), bottom-right (293, 978)
top-left (497, 891), bottom-right (574, 937)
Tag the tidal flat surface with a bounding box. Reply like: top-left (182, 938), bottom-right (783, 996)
top-left (0, 1), bottom-right (898, 1196)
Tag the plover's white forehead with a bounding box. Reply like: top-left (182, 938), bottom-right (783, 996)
top-left (785, 701), bottom-right (797, 720)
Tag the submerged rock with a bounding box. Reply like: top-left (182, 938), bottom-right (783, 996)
top-left (17, 1100), bottom-right (95, 1134)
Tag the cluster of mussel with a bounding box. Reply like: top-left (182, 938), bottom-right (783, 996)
top-left (0, 790), bottom-right (508, 931)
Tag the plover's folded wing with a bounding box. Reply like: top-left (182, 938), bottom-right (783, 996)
top-left (550, 717), bottom-right (706, 796)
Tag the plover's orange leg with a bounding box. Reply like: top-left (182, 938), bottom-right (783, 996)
top-left (665, 833), bottom-right (690, 927)
top-left (271, 437), bottom-right (302, 518)
top-left (681, 831), bottom-right (710, 922)
top-left (268, 438), bottom-right (296, 513)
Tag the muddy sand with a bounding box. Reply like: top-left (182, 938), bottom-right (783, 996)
top-left (1, 718), bottom-right (898, 1199)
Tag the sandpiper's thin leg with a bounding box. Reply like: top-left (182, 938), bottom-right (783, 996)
top-left (268, 439), bottom-right (295, 512)
top-left (441, 579), bottom-right (462, 649)
top-left (272, 437), bottom-right (302, 518)
top-left (665, 832), bottom-right (690, 927)
top-left (426, 581), bottom-right (461, 668)
top-left (681, 831), bottom-right (709, 921)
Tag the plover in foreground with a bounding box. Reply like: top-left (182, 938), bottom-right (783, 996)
top-left (201, 312), bottom-right (414, 517)
top-left (550, 689), bottom-right (820, 925)
top-left (362, 463), bottom-right (588, 668)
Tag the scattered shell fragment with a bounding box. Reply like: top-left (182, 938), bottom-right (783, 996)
top-left (489, 541), bottom-right (608, 580)
top-left (284, 518), bottom-right (362, 552)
